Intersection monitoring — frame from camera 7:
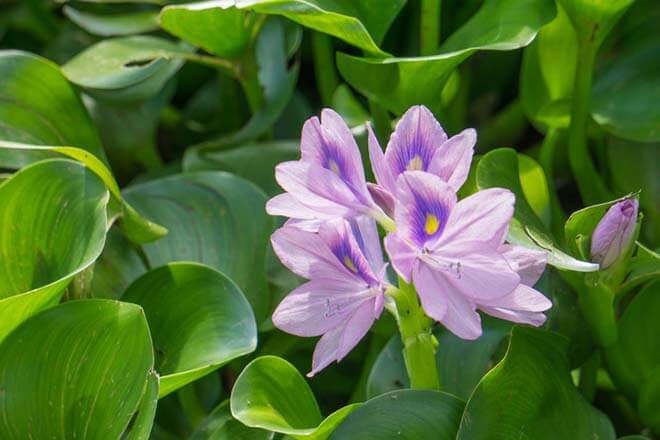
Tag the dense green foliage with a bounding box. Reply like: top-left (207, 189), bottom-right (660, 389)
top-left (0, 0), bottom-right (657, 438)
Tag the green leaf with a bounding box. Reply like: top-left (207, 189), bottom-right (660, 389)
top-left (125, 371), bottom-right (160, 440)
top-left (193, 19), bottom-right (299, 152)
top-left (160, 1), bottom-right (255, 59)
top-left (183, 140), bottom-right (298, 196)
top-left (0, 299), bottom-right (154, 439)
top-left (330, 390), bottom-right (464, 439)
top-left (236, 0), bottom-right (406, 56)
top-left (91, 226), bottom-right (147, 300)
top-left (639, 365), bottom-right (660, 434)
top-left (0, 51), bottom-right (107, 168)
top-left (519, 154), bottom-right (551, 228)
top-left (123, 171), bottom-right (272, 323)
top-left (337, 0), bottom-right (556, 114)
top-left (0, 140), bottom-right (168, 244)
top-left (519, 3), bottom-right (576, 129)
top-left (457, 327), bottom-right (615, 439)
top-left (191, 400), bottom-right (273, 440)
top-left (620, 242), bottom-right (660, 294)
top-left (558, 0), bottom-right (634, 47)
top-left (230, 356), bottom-right (357, 439)
top-left (0, 159), bottom-right (107, 341)
top-left (476, 148), bottom-right (598, 272)
top-left (367, 320), bottom-right (510, 400)
top-left (63, 5), bottom-right (160, 37)
top-left (605, 280), bottom-right (660, 403)
top-left (62, 36), bottom-right (189, 102)
top-left (122, 262), bottom-right (257, 397)
top-left (592, 39), bottom-right (660, 142)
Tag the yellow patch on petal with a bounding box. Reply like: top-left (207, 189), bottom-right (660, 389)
top-left (424, 213), bottom-right (440, 235)
top-left (406, 155), bottom-right (424, 171)
top-left (343, 256), bottom-right (358, 273)
top-left (328, 159), bottom-right (341, 176)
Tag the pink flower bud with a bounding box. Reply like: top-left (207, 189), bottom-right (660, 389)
top-left (590, 198), bottom-right (639, 269)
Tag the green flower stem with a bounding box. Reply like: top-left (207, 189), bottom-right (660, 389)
top-left (566, 35), bottom-right (610, 204)
top-left (388, 280), bottom-right (440, 390)
top-left (312, 33), bottom-right (340, 106)
top-left (539, 128), bottom-right (567, 238)
top-left (578, 351), bottom-right (600, 402)
top-left (578, 277), bottom-right (617, 348)
top-left (420, 0), bottom-right (441, 55)
top-left (237, 50), bottom-right (264, 114)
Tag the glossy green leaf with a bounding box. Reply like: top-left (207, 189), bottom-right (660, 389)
top-left (63, 5), bottom-right (160, 37)
top-left (0, 299), bottom-right (154, 439)
top-left (457, 327), bottom-right (615, 439)
top-left (330, 390), bottom-right (464, 439)
top-left (0, 159), bottom-right (107, 341)
top-left (236, 0), bottom-right (406, 55)
top-left (193, 19), bottom-right (299, 152)
top-left (592, 39), bottom-right (660, 142)
top-left (606, 280), bottom-right (660, 403)
top-left (231, 356), bottom-right (357, 439)
top-left (0, 50), bottom-right (107, 168)
top-left (0, 140), bottom-right (168, 243)
top-left (123, 172), bottom-right (272, 323)
top-left (123, 263), bottom-right (257, 397)
top-left (191, 400), bottom-right (273, 440)
top-left (519, 154), bottom-right (551, 227)
top-left (620, 242), bottom-right (660, 294)
top-left (125, 372), bottom-right (160, 440)
top-left (183, 140), bottom-right (298, 196)
top-left (337, 0), bottom-right (556, 114)
top-left (62, 36), bottom-right (189, 102)
top-left (160, 1), bottom-right (255, 59)
top-left (519, 3), bottom-right (576, 129)
top-left (476, 148), bottom-right (598, 272)
top-left (367, 320), bottom-right (510, 400)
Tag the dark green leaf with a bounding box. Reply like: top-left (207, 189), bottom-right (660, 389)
top-left (63, 5), bottom-right (160, 37)
top-left (122, 263), bottom-right (257, 397)
top-left (330, 390), bottom-right (464, 440)
top-left (123, 171), bottom-right (272, 323)
top-left (457, 327), bottom-right (615, 439)
top-left (190, 400), bottom-right (273, 440)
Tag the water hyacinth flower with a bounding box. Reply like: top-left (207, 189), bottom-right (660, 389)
top-left (591, 198), bottom-right (639, 269)
top-left (368, 105), bottom-right (476, 214)
top-left (271, 217), bottom-right (388, 376)
top-left (266, 109), bottom-right (388, 226)
top-left (385, 171), bottom-right (551, 339)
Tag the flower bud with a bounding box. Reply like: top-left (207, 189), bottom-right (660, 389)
top-left (590, 198), bottom-right (639, 269)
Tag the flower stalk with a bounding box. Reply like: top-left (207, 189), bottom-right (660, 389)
top-left (420, 0), bottom-right (441, 55)
top-left (388, 281), bottom-right (440, 390)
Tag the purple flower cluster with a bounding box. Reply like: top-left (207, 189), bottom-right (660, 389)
top-left (268, 106), bottom-right (551, 375)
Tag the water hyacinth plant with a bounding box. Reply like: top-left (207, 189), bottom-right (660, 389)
top-left (0, 0), bottom-right (658, 438)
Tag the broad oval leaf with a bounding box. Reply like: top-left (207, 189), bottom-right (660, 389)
top-left (122, 262), bottom-right (257, 397)
top-left (123, 171), bottom-right (273, 323)
top-left (230, 356), bottom-right (357, 439)
top-left (476, 148), bottom-right (598, 272)
top-left (0, 50), bottom-right (107, 168)
top-left (330, 390), bottom-right (464, 440)
top-left (236, 0), bottom-right (405, 56)
top-left (160, 1), bottom-right (255, 59)
top-left (337, 0), bottom-right (556, 114)
top-left (0, 159), bottom-right (108, 341)
top-left (457, 327), bottom-right (615, 439)
top-left (63, 5), bottom-right (160, 37)
top-left (0, 299), bottom-right (154, 439)
top-left (62, 36), bottom-right (189, 102)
